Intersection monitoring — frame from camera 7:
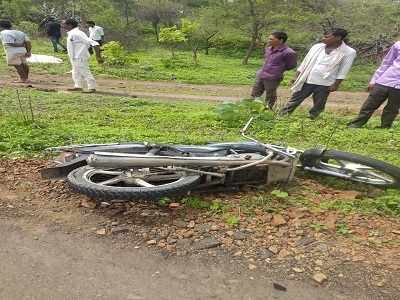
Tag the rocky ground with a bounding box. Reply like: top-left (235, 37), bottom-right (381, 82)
top-left (1, 159), bottom-right (400, 299)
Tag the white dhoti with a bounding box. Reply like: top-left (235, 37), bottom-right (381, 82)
top-left (71, 58), bottom-right (96, 90)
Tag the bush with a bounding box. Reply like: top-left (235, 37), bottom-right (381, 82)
top-left (102, 41), bottom-right (138, 66)
top-left (16, 21), bottom-right (39, 38)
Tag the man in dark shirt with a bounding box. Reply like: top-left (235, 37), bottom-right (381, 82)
top-left (46, 18), bottom-right (66, 52)
top-left (251, 31), bottom-right (297, 109)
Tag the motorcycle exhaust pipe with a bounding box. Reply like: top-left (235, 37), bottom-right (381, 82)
top-left (87, 152), bottom-right (291, 168)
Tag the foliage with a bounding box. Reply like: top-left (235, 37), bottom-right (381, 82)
top-left (224, 214), bottom-right (240, 227)
top-left (271, 189), bottom-right (289, 199)
top-left (101, 41), bottom-right (138, 66)
top-left (159, 26), bottom-right (187, 57)
top-left (16, 21), bottom-right (39, 38)
top-left (180, 196), bottom-right (210, 209)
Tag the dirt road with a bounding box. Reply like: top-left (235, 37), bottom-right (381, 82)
top-left (1, 218), bottom-right (346, 300)
top-left (0, 73), bottom-right (369, 112)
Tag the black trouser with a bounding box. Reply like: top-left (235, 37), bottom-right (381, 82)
top-left (348, 84), bottom-right (400, 128)
top-left (251, 78), bottom-right (282, 109)
top-left (50, 36), bottom-right (66, 52)
top-left (88, 40), bottom-right (103, 55)
top-left (280, 83), bottom-right (330, 118)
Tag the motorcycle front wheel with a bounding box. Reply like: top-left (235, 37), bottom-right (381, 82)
top-left (301, 150), bottom-right (400, 188)
top-left (67, 166), bottom-right (201, 201)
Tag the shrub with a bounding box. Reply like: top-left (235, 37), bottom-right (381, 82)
top-left (102, 41), bottom-right (138, 66)
top-left (16, 21), bottom-right (39, 38)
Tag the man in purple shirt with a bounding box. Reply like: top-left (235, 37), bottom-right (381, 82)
top-left (348, 41), bottom-right (400, 128)
top-left (251, 31), bottom-right (297, 109)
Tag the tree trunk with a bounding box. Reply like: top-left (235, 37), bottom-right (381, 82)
top-left (242, 37), bottom-right (256, 65)
top-left (192, 47), bottom-right (199, 65)
top-left (153, 22), bottom-right (160, 42)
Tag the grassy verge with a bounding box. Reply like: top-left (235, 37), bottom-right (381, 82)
top-left (1, 88), bottom-right (399, 216)
top-left (0, 39), bottom-right (377, 91)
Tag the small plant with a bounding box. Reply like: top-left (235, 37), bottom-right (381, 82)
top-left (102, 41), bottom-right (135, 66)
top-left (158, 197), bottom-right (172, 207)
top-left (336, 223), bottom-right (350, 235)
top-left (271, 189), bottom-right (289, 199)
top-left (209, 200), bottom-right (227, 214)
top-left (309, 223), bottom-right (327, 232)
top-left (225, 214), bottom-right (240, 227)
top-left (180, 196), bottom-right (210, 209)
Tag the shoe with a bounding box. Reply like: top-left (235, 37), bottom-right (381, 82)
top-left (67, 87), bottom-right (83, 92)
top-left (308, 114), bottom-right (318, 120)
top-left (84, 89), bottom-right (96, 93)
top-left (375, 125), bottom-right (391, 129)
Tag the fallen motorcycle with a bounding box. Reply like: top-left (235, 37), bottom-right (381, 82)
top-left (42, 117), bottom-right (400, 202)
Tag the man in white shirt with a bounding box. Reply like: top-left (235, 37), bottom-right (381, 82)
top-left (0, 20), bottom-right (32, 83)
top-left (281, 28), bottom-right (357, 119)
top-left (62, 19), bottom-right (99, 93)
top-left (87, 21), bottom-right (104, 64)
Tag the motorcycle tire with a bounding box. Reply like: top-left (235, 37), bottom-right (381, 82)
top-left (67, 166), bottom-right (201, 201)
top-left (301, 149), bottom-right (400, 188)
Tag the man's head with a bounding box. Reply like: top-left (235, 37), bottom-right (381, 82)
top-left (268, 31), bottom-right (288, 48)
top-left (322, 28), bottom-right (348, 46)
top-left (87, 21), bottom-right (95, 28)
top-left (0, 20), bottom-right (12, 30)
top-left (62, 18), bottom-right (79, 32)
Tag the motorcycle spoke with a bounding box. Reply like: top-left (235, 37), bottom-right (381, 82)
top-left (132, 178), bottom-right (155, 187)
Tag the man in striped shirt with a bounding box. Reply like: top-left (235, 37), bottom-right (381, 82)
top-left (281, 28), bottom-right (357, 119)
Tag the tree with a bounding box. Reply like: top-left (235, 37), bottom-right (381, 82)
top-left (159, 25), bottom-right (187, 57)
top-left (136, 0), bottom-right (182, 42)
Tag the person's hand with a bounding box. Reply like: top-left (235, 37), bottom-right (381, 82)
top-left (328, 84), bottom-right (339, 92)
top-left (367, 84), bottom-right (374, 92)
top-left (25, 51), bottom-right (32, 58)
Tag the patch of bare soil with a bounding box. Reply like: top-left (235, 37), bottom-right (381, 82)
top-left (1, 159), bottom-right (399, 299)
top-left (0, 73), bottom-right (370, 113)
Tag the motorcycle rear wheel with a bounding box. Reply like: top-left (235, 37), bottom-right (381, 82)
top-left (67, 166), bottom-right (201, 201)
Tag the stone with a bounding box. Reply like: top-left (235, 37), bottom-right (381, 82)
top-left (315, 259), bottom-right (324, 267)
top-left (296, 237), bottom-right (315, 247)
top-left (80, 198), bottom-right (97, 209)
top-left (273, 282), bottom-right (287, 292)
top-left (392, 230), bottom-right (400, 235)
top-left (210, 225), bottom-right (219, 231)
top-left (258, 249), bottom-right (275, 259)
top-left (188, 221), bottom-right (195, 229)
top-left (176, 238), bottom-right (192, 250)
top-left (278, 249), bottom-right (291, 259)
top-left (233, 231), bottom-right (247, 241)
top-left (111, 226), bottom-right (129, 234)
top-left (272, 214), bottom-right (287, 226)
top-left (183, 231), bottom-right (194, 238)
top-left (226, 231), bottom-right (234, 237)
top-left (324, 213), bottom-right (338, 230)
top-left (111, 221), bottom-right (119, 226)
top-left (168, 203), bottom-right (181, 209)
top-left (268, 245), bottom-right (279, 254)
top-left (192, 237), bottom-right (221, 250)
top-left (292, 267), bottom-right (304, 273)
top-left (248, 264), bottom-right (257, 270)
top-left (233, 251), bottom-right (242, 257)
top-left (146, 240), bottom-right (157, 245)
top-left (167, 237), bottom-right (177, 245)
top-left (173, 220), bottom-right (188, 228)
top-left (313, 272), bottom-right (328, 284)
top-left (96, 228), bottom-right (107, 236)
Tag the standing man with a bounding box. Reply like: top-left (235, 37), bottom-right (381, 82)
top-left (0, 20), bottom-right (31, 83)
top-left (63, 18), bottom-right (99, 93)
top-left (87, 21), bottom-right (104, 64)
top-left (251, 31), bottom-right (297, 109)
top-left (348, 41), bottom-right (400, 128)
top-left (46, 18), bottom-right (67, 53)
top-left (280, 28), bottom-right (357, 119)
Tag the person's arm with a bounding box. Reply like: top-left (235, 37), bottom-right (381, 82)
top-left (329, 50), bottom-right (357, 92)
top-left (24, 40), bottom-right (32, 57)
top-left (284, 51), bottom-right (297, 71)
top-left (369, 43), bottom-right (398, 90)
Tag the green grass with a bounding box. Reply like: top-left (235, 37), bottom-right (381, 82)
top-left (1, 88), bottom-right (399, 216)
top-left (0, 39), bottom-right (377, 91)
